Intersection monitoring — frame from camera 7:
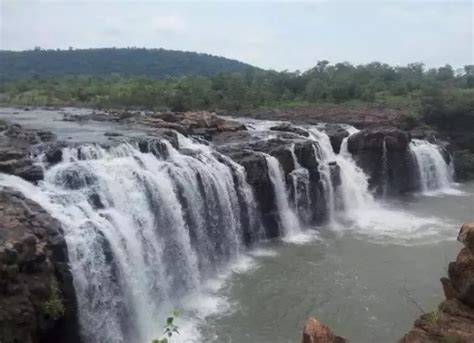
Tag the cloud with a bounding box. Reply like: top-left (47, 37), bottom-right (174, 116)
top-left (0, 1), bottom-right (472, 70)
top-left (149, 14), bottom-right (188, 34)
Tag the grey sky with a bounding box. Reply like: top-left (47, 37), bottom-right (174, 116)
top-left (1, 0), bottom-right (473, 71)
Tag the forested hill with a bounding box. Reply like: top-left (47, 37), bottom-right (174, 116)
top-left (0, 48), bottom-right (257, 81)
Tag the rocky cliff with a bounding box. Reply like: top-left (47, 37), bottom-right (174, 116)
top-left (0, 188), bottom-right (80, 343)
top-left (401, 223), bottom-right (474, 343)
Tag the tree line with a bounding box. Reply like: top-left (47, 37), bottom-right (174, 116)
top-left (0, 61), bottom-right (473, 129)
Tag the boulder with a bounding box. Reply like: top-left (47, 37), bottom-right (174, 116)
top-left (322, 124), bottom-right (349, 154)
top-left (347, 126), bottom-right (417, 195)
top-left (270, 123), bottom-right (309, 137)
top-left (302, 317), bottom-right (347, 343)
top-left (0, 189), bottom-right (80, 343)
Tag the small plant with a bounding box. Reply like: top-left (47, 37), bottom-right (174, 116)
top-left (42, 277), bottom-right (65, 320)
top-left (152, 311), bottom-right (180, 343)
top-left (440, 335), bottom-right (464, 343)
top-left (425, 310), bottom-right (440, 325)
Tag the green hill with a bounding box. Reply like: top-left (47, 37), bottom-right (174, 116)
top-left (0, 48), bottom-right (257, 82)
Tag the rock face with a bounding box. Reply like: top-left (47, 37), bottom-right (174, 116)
top-left (321, 124), bottom-right (350, 154)
top-left (302, 317), bottom-right (347, 343)
top-left (401, 223), bottom-right (474, 343)
top-left (347, 126), bottom-right (418, 195)
top-left (0, 123), bottom-right (61, 183)
top-left (0, 188), bottom-right (80, 343)
top-left (270, 123), bottom-right (309, 137)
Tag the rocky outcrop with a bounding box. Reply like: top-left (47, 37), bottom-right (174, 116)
top-left (302, 318), bottom-right (347, 343)
top-left (401, 223), bottom-right (474, 343)
top-left (65, 110), bottom-right (247, 137)
top-left (321, 124), bottom-right (349, 154)
top-left (0, 123), bottom-right (61, 183)
top-left (0, 189), bottom-right (79, 343)
top-left (270, 123), bottom-right (309, 137)
top-left (347, 127), bottom-right (418, 195)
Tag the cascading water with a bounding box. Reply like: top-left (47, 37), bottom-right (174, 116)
top-left (382, 137), bottom-right (389, 198)
top-left (265, 155), bottom-right (301, 236)
top-left (307, 127), bottom-right (374, 218)
top-left (410, 139), bottom-right (453, 193)
top-left (0, 114), bottom-right (460, 343)
top-left (0, 138), bottom-right (260, 343)
top-left (288, 144), bottom-right (311, 223)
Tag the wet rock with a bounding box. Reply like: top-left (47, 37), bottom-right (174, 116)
top-left (348, 127), bottom-right (410, 153)
top-left (104, 131), bottom-right (123, 137)
top-left (0, 189), bottom-right (80, 343)
top-left (270, 123), bottom-right (309, 137)
top-left (219, 147), bottom-right (279, 238)
top-left (322, 124), bottom-right (349, 154)
top-left (15, 164), bottom-right (44, 183)
top-left (347, 126), bottom-right (417, 195)
top-left (302, 317), bottom-right (347, 343)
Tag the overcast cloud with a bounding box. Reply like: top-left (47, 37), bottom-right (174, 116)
top-left (1, 0), bottom-right (473, 71)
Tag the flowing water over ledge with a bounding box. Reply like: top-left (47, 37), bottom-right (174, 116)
top-left (0, 108), bottom-right (470, 343)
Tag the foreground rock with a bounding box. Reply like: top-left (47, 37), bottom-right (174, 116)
top-left (302, 317), bottom-right (347, 343)
top-left (401, 223), bottom-right (474, 343)
top-left (0, 189), bottom-right (79, 343)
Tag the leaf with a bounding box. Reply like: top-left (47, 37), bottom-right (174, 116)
top-left (166, 317), bottom-right (173, 325)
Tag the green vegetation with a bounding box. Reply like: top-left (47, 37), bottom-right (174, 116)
top-left (1, 55), bottom-right (473, 152)
top-left (42, 277), bottom-right (65, 320)
top-left (425, 309), bottom-right (440, 325)
top-left (152, 311), bottom-right (179, 343)
top-left (0, 48), bottom-right (255, 82)
top-left (1, 59), bottom-right (472, 114)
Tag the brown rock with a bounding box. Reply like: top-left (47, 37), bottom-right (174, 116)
top-left (0, 189), bottom-right (80, 343)
top-left (302, 317), bottom-right (346, 343)
top-left (458, 223), bottom-right (474, 253)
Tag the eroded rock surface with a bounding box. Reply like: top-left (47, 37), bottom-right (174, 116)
top-left (0, 188), bottom-right (79, 343)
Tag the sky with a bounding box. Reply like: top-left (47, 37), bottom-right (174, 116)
top-left (0, 0), bottom-right (473, 71)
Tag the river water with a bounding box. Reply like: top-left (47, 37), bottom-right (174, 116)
top-left (198, 183), bottom-right (473, 343)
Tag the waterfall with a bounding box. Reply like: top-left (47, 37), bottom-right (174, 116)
top-left (288, 144), bottom-right (311, 223)
top-left (0, 139), bottom-right (260, 343)
top-left (307, 127), bottom-right (374, 219)
top-left (382, 138), bottom-right (389, 198)
top-left (264, 155), bottom-right (301, 236)
top-left (409, 139), bottom-right (453, 193)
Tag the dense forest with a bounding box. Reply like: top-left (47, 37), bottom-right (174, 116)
top-left (0, 48), bottom-right (255, 81)
top-left (0, 50), bottom-right (473, 153)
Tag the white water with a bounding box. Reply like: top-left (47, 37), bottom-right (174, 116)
top-left (410, 139), bottom-right (454, 194)
top-left (265, 155), bottom-right (302, 237)
top-left (307, 127), bottom-right (374, 219)
top-left (0, 139), bottom-right (261, 343)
